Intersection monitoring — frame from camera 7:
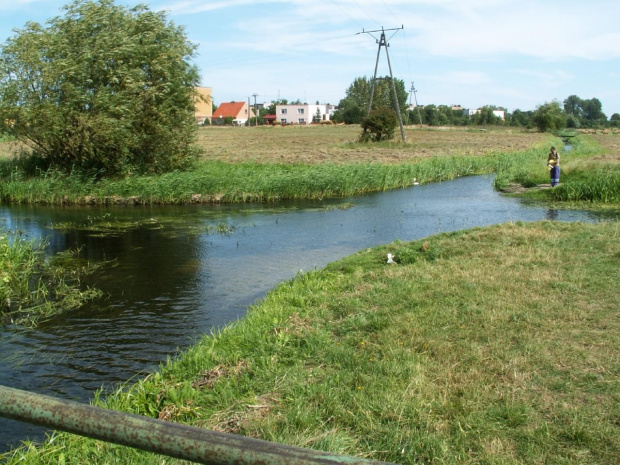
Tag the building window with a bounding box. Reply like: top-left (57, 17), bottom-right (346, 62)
top-left (298, 118), bottom-right (305, 124)
top-left (281, 118), bottom-right (287, 124)
top-left (297, 108), bottom-right (304, 114)
top-left (280, 108), bottom-right (287, 114)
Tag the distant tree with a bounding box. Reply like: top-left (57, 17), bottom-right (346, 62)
top-left (0, 0), bottom-right (201, 176)
top-left (472, 106), bottom-right (503, 125)
top-left (406, 107), bottom-right (424, 125)
top-left (532, 101), bottom-right (567, 132)
top-left (565, 114), bottom-right (580, 128)
top-left (563, 95), bottom-right (584, 120)
top-left (448, 108), bottom-right (469, 126)
top-left (434, 106), bottom-right (452, 126)
top-left (422, 105), bottom-right (438, 126)
top-left (313, 107), bottom-right (322, 123)
top-left (610, 113), bottom-right (620, 128)
top-left (266, 99), bottom-right (287, 115)
top-left (359, 107), bottom-right (398, 142)
top-left (418, 105), bottom-right (449, 126)
top-left (581, 98), bottom-right (607, 127)
top-left (563, 95), bottom-right (607, 128)
top-left (509, 109), bottom-right (534, 128)
top-left (258, 107), bottom-right (269, 120)
top-left (332, 101), bottom-right (365, 124)
top-left (334, 76), bottom-right (407, 124)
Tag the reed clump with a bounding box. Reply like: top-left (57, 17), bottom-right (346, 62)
top-left (0, 228), bottom-right (102, 326)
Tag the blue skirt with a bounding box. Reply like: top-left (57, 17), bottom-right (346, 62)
top-left (550, 166), bottom-right (560, 186)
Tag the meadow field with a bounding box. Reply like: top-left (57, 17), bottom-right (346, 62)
top-left (1, 125), bottom-right (547, 164)
top-left (195, 125), bottom-right (547, 164)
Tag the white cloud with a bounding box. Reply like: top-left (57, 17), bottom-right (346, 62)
top-left (407, 1), bottom-right (620, 60)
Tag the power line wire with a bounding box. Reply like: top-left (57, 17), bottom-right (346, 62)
top-left (329, 0), bottom-right (365, 29)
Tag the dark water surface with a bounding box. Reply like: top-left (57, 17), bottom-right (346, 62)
top-left (0, 175), bottom-right (614, 451)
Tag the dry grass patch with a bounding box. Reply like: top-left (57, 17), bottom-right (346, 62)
top-left (203, 393), bottom-right (280, 435)
top-left (196, 125), bottom-right (547, 164)
top-left (191, 359), bottom-right (249, 390)
top-left (590, 134), bottom-right (620, 163)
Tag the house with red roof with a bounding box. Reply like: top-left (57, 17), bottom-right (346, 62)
top-left (212, 101), bottom-right (255, 126)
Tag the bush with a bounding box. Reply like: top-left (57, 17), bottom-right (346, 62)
top-left (359, 107), bottom-right (398, 142)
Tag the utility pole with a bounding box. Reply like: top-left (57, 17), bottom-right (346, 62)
top-left (357, 26), bottom-right (406, 142)
top-left (252, 93), bottom-right (258, 126)
top-left (411, 81), bottom-right (422, 126)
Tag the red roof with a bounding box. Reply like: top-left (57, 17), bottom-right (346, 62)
top-left (213, 102), bottom-right (246, 119)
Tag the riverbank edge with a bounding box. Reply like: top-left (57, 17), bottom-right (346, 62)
top-left (2, 134), bottom-right (618, 208)
top-left (0, 136), bottom-right (560, 206)
top-left (4, 220), bottom-right (620, 464)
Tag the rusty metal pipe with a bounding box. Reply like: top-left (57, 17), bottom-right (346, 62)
top-left (0, 385), bottom-right (395, 465)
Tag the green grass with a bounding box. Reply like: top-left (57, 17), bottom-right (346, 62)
top-left (0, 228), bottom-right (103, 326)
top-left (0, 157), bottom-right (498, 205)
top-left (5, 221), bottom-right (619, 464)
top-left (494, 136), bottom-right (620, 205)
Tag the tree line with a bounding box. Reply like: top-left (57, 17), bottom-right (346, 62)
top-left (331, 76), bottom-right (620, 131)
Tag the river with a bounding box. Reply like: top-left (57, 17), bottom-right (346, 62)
top-left (0, 175), bottom-right (614, 452)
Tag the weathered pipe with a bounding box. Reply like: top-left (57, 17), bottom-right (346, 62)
top-left (0, 385), bottom-right (395, 465)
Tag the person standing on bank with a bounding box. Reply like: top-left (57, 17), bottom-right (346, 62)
top-left (547, 146), bottom-right (560, 187)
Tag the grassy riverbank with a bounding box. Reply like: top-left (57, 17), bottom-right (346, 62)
top-left (2, 126), bottom-right (617, 207)
top-left (0, 228), bottom-right (102, 326)
top-left (495, 134), bottom-right (620, 205)
top-left (0, 126), bottom-right (551, 205)
top-left (5, 220), bottom-right (619, 464)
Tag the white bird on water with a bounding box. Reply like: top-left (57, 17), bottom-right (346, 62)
top-left (413, 177), bottom-right (420, 185)
top-left (387, 253), bottom-right (396, 264)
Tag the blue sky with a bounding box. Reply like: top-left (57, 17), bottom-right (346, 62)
top-left (1, 0), bottom-right (619, 115)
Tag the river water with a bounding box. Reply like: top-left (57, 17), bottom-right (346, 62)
top-left (0, 175), bottom-right (614, 452)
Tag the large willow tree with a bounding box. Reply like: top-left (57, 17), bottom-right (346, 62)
top-left (0, 0), bottom-right (201, 175)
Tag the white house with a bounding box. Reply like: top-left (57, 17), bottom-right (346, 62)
top-left (276, 104), bottom-right (332, 125)
top-left (464, 108), bottom-right (506, 120)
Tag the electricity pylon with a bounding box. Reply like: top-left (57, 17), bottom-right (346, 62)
top-left (357, 26), bottom-right (406, 142)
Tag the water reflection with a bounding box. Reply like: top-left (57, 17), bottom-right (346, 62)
top-left (0, 175), bottom-right (613, 451)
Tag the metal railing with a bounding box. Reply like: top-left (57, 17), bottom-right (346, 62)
top-left (0, 385), bottom-right (395, 465)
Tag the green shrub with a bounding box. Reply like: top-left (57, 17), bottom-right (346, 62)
top-left (359, 107), bottom-right (398, 142)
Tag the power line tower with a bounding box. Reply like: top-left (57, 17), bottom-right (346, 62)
top-left (252, 93), bottom-right (258, 126)
top-left (357, 26), bottom-right (406, 142)
top-left (410, 81), bottom-right (422, 126)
